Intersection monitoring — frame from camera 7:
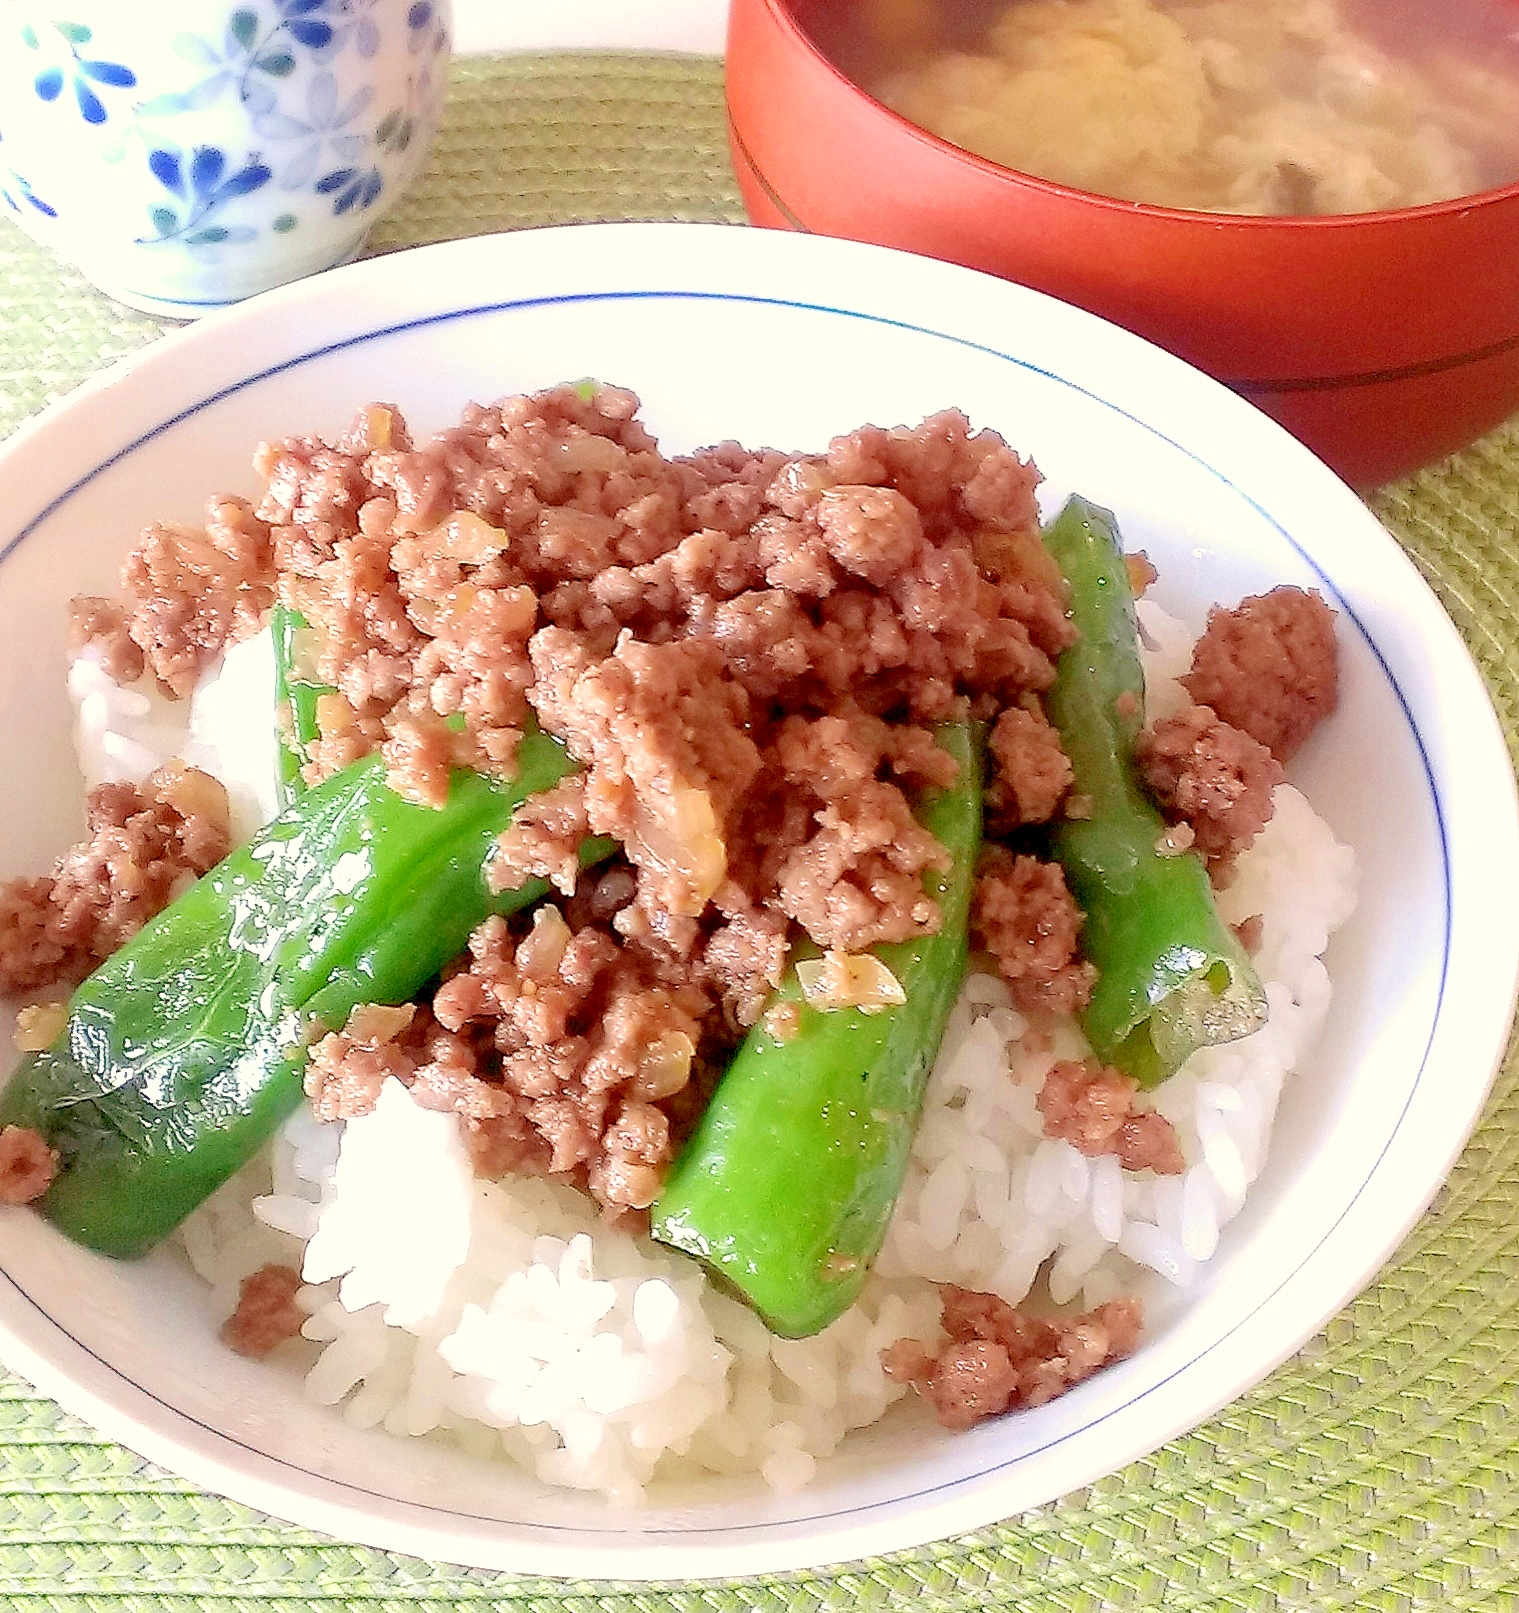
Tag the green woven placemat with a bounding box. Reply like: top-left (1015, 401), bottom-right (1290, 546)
top-left (3, 50), bottom-right (1519, 1613)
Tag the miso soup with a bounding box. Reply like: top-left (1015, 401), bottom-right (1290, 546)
top-left (807, 0), bottom-right (1519, 214)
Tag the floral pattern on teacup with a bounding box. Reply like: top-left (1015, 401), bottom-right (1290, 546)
top-left (3, 0), bottom-right (449, 273)
top-left (142, 145), bottom-right (273, 252)
top-left (22, 20), bottom-right (136, 126)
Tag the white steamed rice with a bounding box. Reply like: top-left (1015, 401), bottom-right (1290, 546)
top-left (76, 599), bottom-right (1356, 1502)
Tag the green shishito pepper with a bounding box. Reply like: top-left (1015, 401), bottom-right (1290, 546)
top-left (650, 722), bottom-right (981, 1339)
top-left (0, 732), bottom-right (601, 1258)
top-left (271, 603), bottom-right (332, 806)
top-left (1043, 495), bottom-right (1267, 1087)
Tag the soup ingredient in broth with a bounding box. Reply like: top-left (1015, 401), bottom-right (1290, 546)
top-left (0, 733), bottom-right (605, 1258)
top-left (652, 721), bottom-right (982, 1338)
top-left (864, 0), bottom-right (1519, 213)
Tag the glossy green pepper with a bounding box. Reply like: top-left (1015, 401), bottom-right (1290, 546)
top-left (650, 722), bottom-right (981, 1338)
top-left (1042, 495), bottom-right (1267, 1087)
top-left (0, 732), bottom-right (603, 1258)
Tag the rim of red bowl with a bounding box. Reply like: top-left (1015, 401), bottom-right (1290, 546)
top-left (749, 0), bottom-right (1519, 228)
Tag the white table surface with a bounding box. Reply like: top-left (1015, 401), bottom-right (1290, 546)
top-left (452, 0), bottom-right (728, 56)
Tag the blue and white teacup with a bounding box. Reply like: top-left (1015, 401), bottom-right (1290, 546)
top-left (0, 0), bottom-right (452, 316)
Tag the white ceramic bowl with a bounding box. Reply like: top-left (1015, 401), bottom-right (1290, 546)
top-left (0, 0), bottom-right (451, 316)
top-left (0, 223), bottom-right (1515, 1580)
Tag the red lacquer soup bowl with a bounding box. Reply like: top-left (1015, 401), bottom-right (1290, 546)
top-left (726, 0), bottom-right (1519, 488)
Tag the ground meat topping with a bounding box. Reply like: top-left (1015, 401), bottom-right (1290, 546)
top-left (971, 849), bottom-right (1096, 1016)
top-left (262, 387), bottom-right (688, 795)
top-left (120, 496), bottom-right (275, 697)
top-left (329, 904), bottom-right (718, 1214)
top-left (380, 714), bottom-right (458, 810)
top-left (0, 1126), bottom-right (57, 1205)
top-left (528, 630), bottom-right (762, 926)
top-left (883, 1285), bottom-right (1144, 1429)
top-left (699, 902), bottom-right (789, 1029)
top-left (44, 390), bottom-right (1085, 1215)
top-left (1181, 586), bottom-right (1338, 762)
top-left (575, 409), bottom-right (1070, 725)
top-left (68, 595), bottom-right (146, 685)
top-left (0, 880), bottom-right (70, 1002)
top-left (985, 703), bottom-right (1073, 828)
top-left (1136, 703), bottom-right (1284, 860)
top-left (0, 766), bottom-right (231, 996)
top-left (763, 999), bottom-right (803, 1043)
top-left (1037, 1059), bottom-right (1185, 1175)
top-left (220, 1264), bottom-right (306, 1358)
top-left (490, 776), bottom-right (593, 897)
top-left (1154, 821), bottom-right (1196, 858)
top-left (304, 1004), bottom-right (418, 1123)
top-left (756, 710), bottom-right (954, 954)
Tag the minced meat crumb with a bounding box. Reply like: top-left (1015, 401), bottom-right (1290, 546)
top-left (527, 631), bottom-right (762, 925)
top-left (1181, 586), bottom-right (1338, 762)
top-left (756, 709), bottom-right (954, 954)
top-left (0, 1126), bottom-right (57, 1205)
top-left (120, 496), bottom-right (276, 697)
top-left (972, 848), bottom-right (1095, 1015)
top-left (0, 766), bottom-right (231, 996)
top-left (882, 1285), bottom-right (1143, 1429)
top-left (69, 595), bottom-right (146, 685)
top-left (381, 714), bottom-right (457, 810)
top-left (699, 903), bottom-right (790, 1030)
top-left (220, 1264), bottom-right (306, 1358)
top-left (304, 1004), bottom-right (418, 1124)
top-left (985, 704), bottom-right (1072, 828)
top-left (490, 776), bottom-right (592, 897)
top-left (1037, 1059), bottom-right (1185, 1174)
top-left (305, 901), bottom-right (716, 1214)
top-left (1136, 704), bottom-right (1284, 860)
